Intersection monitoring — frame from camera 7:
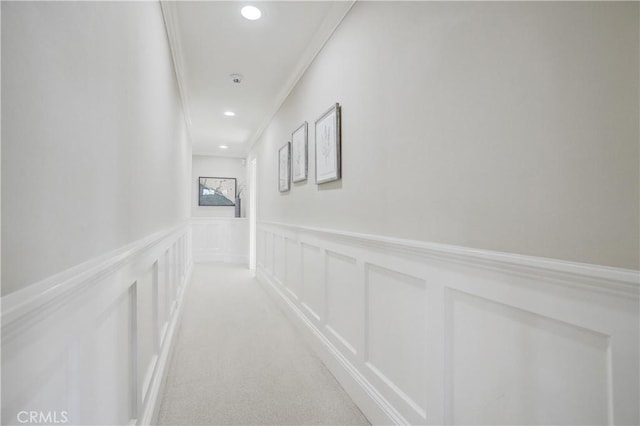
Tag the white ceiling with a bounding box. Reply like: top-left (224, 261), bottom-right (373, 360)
top-left (161, 1), bottom-right (354, 158)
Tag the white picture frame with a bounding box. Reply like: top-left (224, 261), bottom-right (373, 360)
top-left (315, 103), bottom-right (341, 184)
top-left (291, 122), bottom-right (308, 183)
top-left (278, 142), bottom-right (291, 192)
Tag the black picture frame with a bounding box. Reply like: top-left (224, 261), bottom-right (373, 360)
top-left (198, 177), bottom-right (237, 206)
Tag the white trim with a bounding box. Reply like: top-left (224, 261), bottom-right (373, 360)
top-left (191, 217), bottom-right (249, 266)
top-left (1, 222), bottom-right (191, 332)
top-left (259, 221), bottom-right (639, 298)
top-left (246, 1), bottom-right (356, 154)
top-left (257, 267), bottom-right (408, 426)
top-left (365, 362), bottom-right (426, 420)
top-left (249, 158), bottom-right (257, 272)
top-left (160, 1), bottom-right (193, 137)
top-left (144, 260), bottom-right (193, 426)
top-left (257, 221), bottom-right (639, 425)
top-left (1, 224), bottom-right (193, 426)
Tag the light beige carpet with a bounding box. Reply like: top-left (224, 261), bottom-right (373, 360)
top-left (157, 263), bottom-right (370, 426)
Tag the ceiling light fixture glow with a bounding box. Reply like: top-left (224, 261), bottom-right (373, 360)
top-left (223, 111), bottom-right (235, 117)
top-left (220, 145), bottom-right (229, 149)
top-left (241, 5), bottom-right (261, 20)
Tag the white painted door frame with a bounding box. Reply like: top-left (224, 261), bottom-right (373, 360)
top-left (249, 157), bottom-right (257, 273)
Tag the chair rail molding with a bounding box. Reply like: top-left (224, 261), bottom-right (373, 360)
top-left (1, 222), bottom-right (193, 426)
top-left (256, 220), bottom-right (639, 425)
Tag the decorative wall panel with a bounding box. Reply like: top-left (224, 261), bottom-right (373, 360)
top-left (1, 224), bottom-right (193, 425)
top-left (448, 289), bottom-right (610, 425)
top-left (301, 243), bottom-right (324, 321)
top-left (257, 221), bottom-right (639, 425)
top-left (326, 251), bottom-right (360, 357)
top-left (191, 218), bottom-right (248, 264)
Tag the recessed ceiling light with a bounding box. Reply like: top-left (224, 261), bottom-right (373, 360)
top-left (241, 5), bottom-right (261, 21)
top-left (220, 145), bottom-right (229, 149)
top-left (224, 111), bottom-right (235, 117)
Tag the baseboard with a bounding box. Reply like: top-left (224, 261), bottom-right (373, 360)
top-left (143, 260), bottom-right (193, 425)
top-left (257, 268), bottom-right (406, 425)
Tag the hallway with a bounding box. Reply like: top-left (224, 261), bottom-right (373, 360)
top-left (1, 2), bottom-right (638, 425)
top-left (157, 264), bottom-right (369, 425)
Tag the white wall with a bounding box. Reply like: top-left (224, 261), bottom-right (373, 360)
top-left (192, 155), bottom-right (247, 218)
top-left (1, 2), bottom-right (193, 425)
top-left (250, 2), bottom-right (639, 425)
top-left (249, 1), bottom-right (639, 270)
top-left (1, 1), bottom-right (191, 296)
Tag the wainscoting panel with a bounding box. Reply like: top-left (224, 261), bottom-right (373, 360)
top-left (256, 221), bottom-right (639, 426)
top-left (365, 264), bottom-right (428, 423)
top-left (448, 289), bottom-right (610, 425)
top-left (285, 238), bottom-right (301, 299)
top-left (265, 231), bottom-right (274, 274)
top-left (140, 263), bottom-right (161, 407)
top-left (301, 243), bottom-right (324, 322)
top-left (1, 223), bottom-right (193, 426)
top-left (325, 251), bottom-right (361, 358)
top-left (158, 256), bottom-right (169, 347)
top-left (274, 234), bottom-right (286, 285)
top-left (191, 217), bottom-right (248, 264)
top-left (257, 228), bottom-right (266, 270)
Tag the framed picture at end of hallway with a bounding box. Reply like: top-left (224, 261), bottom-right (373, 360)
top-left (198, 177), bottom-right (236, 206)
top-left (291, 121), bottom-right (308, 182)
top-left (278, 142), bottom-right (291, 192)
top-left (315, 103), bottom-right (341, 184)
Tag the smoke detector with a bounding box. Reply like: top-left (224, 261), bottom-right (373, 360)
top-left (230, 74), bottom-right (243, 84)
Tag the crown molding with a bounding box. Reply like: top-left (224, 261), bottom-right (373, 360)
top-left (245, 0), bottom-right (357, 155)
top-left (160, 0), bottom-right (193, 142)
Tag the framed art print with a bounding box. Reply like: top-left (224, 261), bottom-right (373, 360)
top-left (291, 121), bottom-right (308, 182)
top-left (278, 142), bottom-right (291, 192)
top-left (315, 103), bottom-right (341, 184)
top-left (198, 177), bottom-right (236, 206)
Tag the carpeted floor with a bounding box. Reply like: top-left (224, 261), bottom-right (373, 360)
top-left (157, 263), bottom-right (370, 425)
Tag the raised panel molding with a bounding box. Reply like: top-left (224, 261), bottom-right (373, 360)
top-left (285, 238), bottom-right (301, 299)
top-left (325, 251), bottom-right (360, 357)
top-left (256, 221), bottom-right (639, 426)
top-left (446, 289), bottom-right (611, 425)
top-left (257, 229), bottom-right (266, 269)
top-left (301, 243), bottom-right (324, 322)
top-left (266, 232), bottom-right (275, 274)
top-left (365, 264), bottom-right (428, 422)
top-left (1, 223), bottom-right (193, 426)
top-left (191, 218), bottom-right (248, 264)
top-left (274, 234), bottom-right (286, 285)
